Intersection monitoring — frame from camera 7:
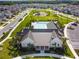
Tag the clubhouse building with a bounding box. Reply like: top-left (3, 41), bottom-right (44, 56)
top-left (18, 21), bottom-right (63, 52)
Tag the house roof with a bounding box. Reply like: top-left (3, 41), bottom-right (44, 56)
top-left (21, 31), bottom-right (59, 46)
top-left (47, 22), bottom-right (57, 29)
top-left (21, 37), bottom-right (34, 47)
top-left (31, 32), bottom-right (52, 46)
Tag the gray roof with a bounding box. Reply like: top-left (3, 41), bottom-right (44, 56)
top-left (47, 22), bottom-right (57, 29)
top-left (21, 30), bottom-right (59, 46)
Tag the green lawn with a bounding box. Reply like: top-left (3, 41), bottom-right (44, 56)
top-left (64, 42), bottom-right (74, 58)
top-left (29, 9), bottom-right (74, 27)
top-left (57, 15), bottom-right (74, 28)
top-left (11, 15), bottom-right (31, 37)
top-left (25, 57), bottom-right (59, 59)
top-left (0, 9), bottom-right (75, 59)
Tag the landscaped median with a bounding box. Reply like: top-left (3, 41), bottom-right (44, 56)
top-left (0, 9), bottom-right (76, 59)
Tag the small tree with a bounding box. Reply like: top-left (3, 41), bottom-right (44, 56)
top-left (61, 36), bottom-right (68, 50)
top-left (3, 32), bottom-right (6, 35)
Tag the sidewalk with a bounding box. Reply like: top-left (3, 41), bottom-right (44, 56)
top-left (13, 53), bottom-right (73, 59)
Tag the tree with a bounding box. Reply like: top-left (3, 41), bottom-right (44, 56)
top-left (61, 36), bottom-right (68, 50)
top-left (8, 37), bottom-right (21, 57)
top-left (3, 32), bottom-right (6, 35)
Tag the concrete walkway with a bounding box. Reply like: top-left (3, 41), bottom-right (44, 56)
top-left (13, 53), bottom-right (73, 59)
top-left (0, 8), bottom-right (32, 44)
top-left (64, 22), bottom-right (79, 59)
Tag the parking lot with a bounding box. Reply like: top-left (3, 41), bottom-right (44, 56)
top-left (65, 22), bottom-right (79, 49)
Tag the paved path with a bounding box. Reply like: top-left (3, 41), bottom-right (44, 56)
top-left (0, 8), bottom-right (32, 44)
top-left (64, 22), bottom-right (79, 59)
top-left (13, 53), bottom-right (73, 59)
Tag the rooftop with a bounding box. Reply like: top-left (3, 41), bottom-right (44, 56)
top-left (32, 32), bottom-right (52, 46)
top-left (21, 31), bottom-right (58, 47)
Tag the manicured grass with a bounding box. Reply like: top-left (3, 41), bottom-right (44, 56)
top-left (25, 57), bottom-right (59, 59)
top-left (64, 42), bottom-right (74, 58)
top-left (29, 9), bottom-right (74, 28)
top-left (57, 15), bottom-right (74, 28)
top-left (11, 15), bottom-right (31, 37)
top-left (0, 9), bottom-right (75, 59)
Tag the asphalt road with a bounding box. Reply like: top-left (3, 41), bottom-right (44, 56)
top-left (0, 9), bottom-right (28, 37)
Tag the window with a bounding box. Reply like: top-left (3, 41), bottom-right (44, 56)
top-left (36, 46), bottom-right (39, 49)
top-left (45, 46), bottom-right (48, 49)
top-left (41, 46), bottom-right (44, 50)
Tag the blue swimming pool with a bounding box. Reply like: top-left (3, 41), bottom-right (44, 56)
top-left (32, 22), bottom-right (49, 29)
